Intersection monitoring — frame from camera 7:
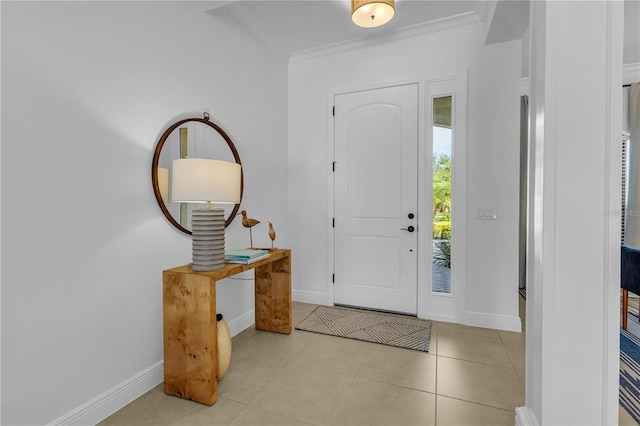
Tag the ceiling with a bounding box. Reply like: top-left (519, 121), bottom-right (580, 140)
top-left (204, 0), bottom-right (639, 64)
top-left (205, 0), bottom-right (489, 59)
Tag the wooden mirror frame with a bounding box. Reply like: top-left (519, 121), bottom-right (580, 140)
top-left (151, 116), bottom-right (243, 235)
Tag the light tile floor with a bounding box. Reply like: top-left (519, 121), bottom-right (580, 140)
top-left (100, 299), bottom-right (527, 425)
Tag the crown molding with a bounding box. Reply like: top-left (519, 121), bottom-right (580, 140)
top-left (290, 11), bottom-right (483, 63)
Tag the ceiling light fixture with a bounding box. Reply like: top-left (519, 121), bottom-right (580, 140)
top-left (351, 0), bottom-right (395, 28)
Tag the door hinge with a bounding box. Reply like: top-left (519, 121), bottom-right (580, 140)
top-left (332, 274), bottom-right (335, 283)
top-left (332, 218), bottom-right (335, 228)
top-left (332, 106), bottom-right (335, 116)
top-left (332, 161), bottom-right (336, 172)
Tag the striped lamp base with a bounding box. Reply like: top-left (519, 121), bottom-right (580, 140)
top-left (191, 208), bottom-right (226, 272)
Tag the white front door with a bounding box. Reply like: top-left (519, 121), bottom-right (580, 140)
top-left (333, 84), bottom-right (419, 314)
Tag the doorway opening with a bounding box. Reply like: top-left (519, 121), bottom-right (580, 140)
top-left (333, 83), bottom-right (419, 315)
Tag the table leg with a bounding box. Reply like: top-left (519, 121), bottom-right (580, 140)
top-left (255, 254), bottom-right (292, 334)
top-left (163, 271), bottom-right (218, 405)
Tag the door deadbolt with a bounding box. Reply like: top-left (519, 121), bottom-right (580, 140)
top-left (408, 213), bottom-right (415, 219)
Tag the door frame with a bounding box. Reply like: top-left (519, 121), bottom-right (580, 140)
top-left (421, 75), bottom-right (467, 323)
top-left (327, 73), bottom-right (467, 321)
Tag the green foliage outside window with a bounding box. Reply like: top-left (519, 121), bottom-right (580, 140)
top-left (433, 153), bottom-right (452, 268)
top-left (433, 222), bottom-right (451, 239)
top-left (433, 239), bottom-right (451, 268)
top-left (433, 153), bottom-right (451, 220)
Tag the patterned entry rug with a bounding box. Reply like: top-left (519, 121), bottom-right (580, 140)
top-left (295, 305), bottom-right (431, 352)
top-left (620, 328), bottom-right (640, 424)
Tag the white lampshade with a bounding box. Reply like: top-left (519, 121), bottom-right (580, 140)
top-left (171, 158), bottom-right (241, 272)
top-left (171, 158), bottom-right (241, 205)
top-left (352, 0), bottom-right (395, 28)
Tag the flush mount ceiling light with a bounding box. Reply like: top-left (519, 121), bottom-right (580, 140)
top-left (352, 0), bottom-right (395, 28)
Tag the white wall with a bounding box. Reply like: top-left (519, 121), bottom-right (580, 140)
top-left (1, 2), bottom-right (288, 424)
top-left (288, 23), bottom-right (521, 330)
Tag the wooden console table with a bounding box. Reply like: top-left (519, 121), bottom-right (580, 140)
top-left (162, 248), bottom-right (291, 405)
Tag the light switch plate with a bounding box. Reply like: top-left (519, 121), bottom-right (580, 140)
top-left (477, 206), bottom-right (497, 220)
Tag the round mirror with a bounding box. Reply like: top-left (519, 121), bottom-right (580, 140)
top-left (151, 115), bottom-right (243, 235)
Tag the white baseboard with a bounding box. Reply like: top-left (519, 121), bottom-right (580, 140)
top-left (227, 309), bottom-right (256, 337)
top-left (461, 310), bottom-right (522, 332)
top-left (292, 289), bottom-right (332, 306)
top-left (48, 360), bottom-right (164, 426)
top-left (47, 304), bottom-right (280, 425)
top-left (48, 309), bottom-right (256, 426)
top-left (422, 313), bottom-right (458, 324)
top-left (515, 407), bottom-right (539, 426)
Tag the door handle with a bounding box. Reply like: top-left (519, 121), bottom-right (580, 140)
top-left (401, 226), bottom-right (415, 233)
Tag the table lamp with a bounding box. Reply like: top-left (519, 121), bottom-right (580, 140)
top-left (171, 158), bottom-right (242, 271)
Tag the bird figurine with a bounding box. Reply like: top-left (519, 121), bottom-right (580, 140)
top-left (240, 210), bottom-right (260, 248)
top-left (268, 222), bottom-right (276, 248)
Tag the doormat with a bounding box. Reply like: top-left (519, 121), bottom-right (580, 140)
top-left (295, 305), bottom-right (431, 352)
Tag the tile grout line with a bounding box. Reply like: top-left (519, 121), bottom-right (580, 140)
top-left (436, 394), bottom-right (520, 414)
top-left (497, 332), bottom-right (526, 390)
top-left (435, 353), bottom-right (518, 369)
top-left (433, 320), bottom-right (524, 418)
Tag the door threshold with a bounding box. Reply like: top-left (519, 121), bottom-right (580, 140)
top-left (333, 303), bottom-right (417, 317)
